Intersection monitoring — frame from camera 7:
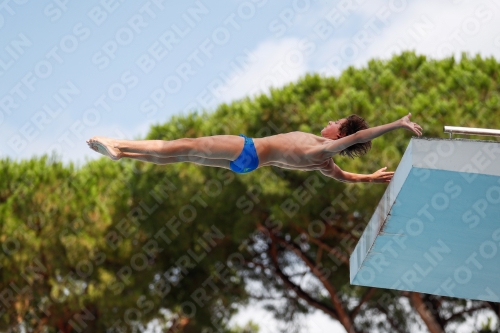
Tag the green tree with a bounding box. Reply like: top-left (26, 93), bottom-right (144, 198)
top-left (1, 52), bottom-right (499, 332)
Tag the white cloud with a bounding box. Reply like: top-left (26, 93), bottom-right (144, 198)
top-left (212, 38), bottom-right (310, 104)
top-left (313, 0), bottom-right (500, 75)
top-left (359, 0), bottom-right (500, 63)
top-left (229, 302), bottom-right (347, 333)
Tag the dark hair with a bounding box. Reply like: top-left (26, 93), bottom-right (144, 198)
top-left (338, 114), bottom-right (371, 158)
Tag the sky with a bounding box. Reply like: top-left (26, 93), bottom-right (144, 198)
top-left (1, 0), bottom-right (500, 332)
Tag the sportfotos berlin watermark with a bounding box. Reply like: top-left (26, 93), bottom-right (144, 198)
top-left (3, 0), bottom-right (154, 159)
top-left (43, 0), bottom-right (71, 22)
top-left (367, 141), bottom-right (500, 326)
top-left (140, 47), bottom-right (259, 118)
top-left (0, 32), bottom-right (32, 78)
top-left (7, 70), bottom-right (139, 157)
top-left (0, 23), bottom-right (91, 127)
top-left (319, 0), bottom-right (409, 76)
top-left (0, 167), bottom-right (233, 331)
top-left (355, 140), bottom-right (500, 300)
top-left (434, 3), bottom-right (493, 58)
top-left (353, 140), bottom-right (464, 286)
top-left (139, 0), bottom-right (270, 118)
top-left (433, 178), bottom-right (500, 301)
top-left (41, 118), bottom-right (294, 331)
top-left (0, 0), bottom-right (29, 31)
top-left (233, 138), bottom-right (370, 311)
top-left (106, 125), bottom-right (301, 331)
top-left (134, 1), bottom-right (210, 75)
top-left (0, 2), bottom-right (309, 328)
top-left (91, 0), bottom-right (206, 71)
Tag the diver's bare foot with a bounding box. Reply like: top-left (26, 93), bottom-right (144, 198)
top-left (86, 136), bottom-right (122, 160)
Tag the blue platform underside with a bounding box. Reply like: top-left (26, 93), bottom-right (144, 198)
top-left (352, 169), bottom-right (500, 301)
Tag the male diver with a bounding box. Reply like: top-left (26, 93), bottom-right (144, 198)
top-left (87, 113), bottom-right (422, 183)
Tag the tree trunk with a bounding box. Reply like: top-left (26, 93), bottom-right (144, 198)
top-left (264, 226), bottom-right (359, 333)
top-left (410, 293), bottom-right (444, 333)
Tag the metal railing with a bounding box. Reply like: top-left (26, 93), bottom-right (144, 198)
top-left (443, 126), bottom-right (500, 139)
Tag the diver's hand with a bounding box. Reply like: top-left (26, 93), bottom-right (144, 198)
top-left (399, 113), bottom-right (423, 136)
top-left (370, 167), bottom-right (394, 183)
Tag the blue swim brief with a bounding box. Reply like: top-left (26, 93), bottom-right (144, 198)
top-left (229, 134), bottom-right (259, 174)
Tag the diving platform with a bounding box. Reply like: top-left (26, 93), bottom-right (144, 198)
top-left (350, 136), bottom-right (500, 301)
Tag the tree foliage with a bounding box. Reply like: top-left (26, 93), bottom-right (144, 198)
top-left (1, 52), bottom-right (499, 332)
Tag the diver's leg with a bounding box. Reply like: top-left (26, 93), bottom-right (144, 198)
top-left (121, 152), bottom-right (231, 169)
top-left (87, 135), bottom-right (244, 160)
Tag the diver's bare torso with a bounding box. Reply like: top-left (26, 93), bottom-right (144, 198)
top-left (253, 131), bottom-right (333, 171)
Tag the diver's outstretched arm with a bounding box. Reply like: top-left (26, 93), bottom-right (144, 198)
top-left (320, 160), bottom-right (394, 183)
top-left (324, 113), bottom-right (423, 155)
